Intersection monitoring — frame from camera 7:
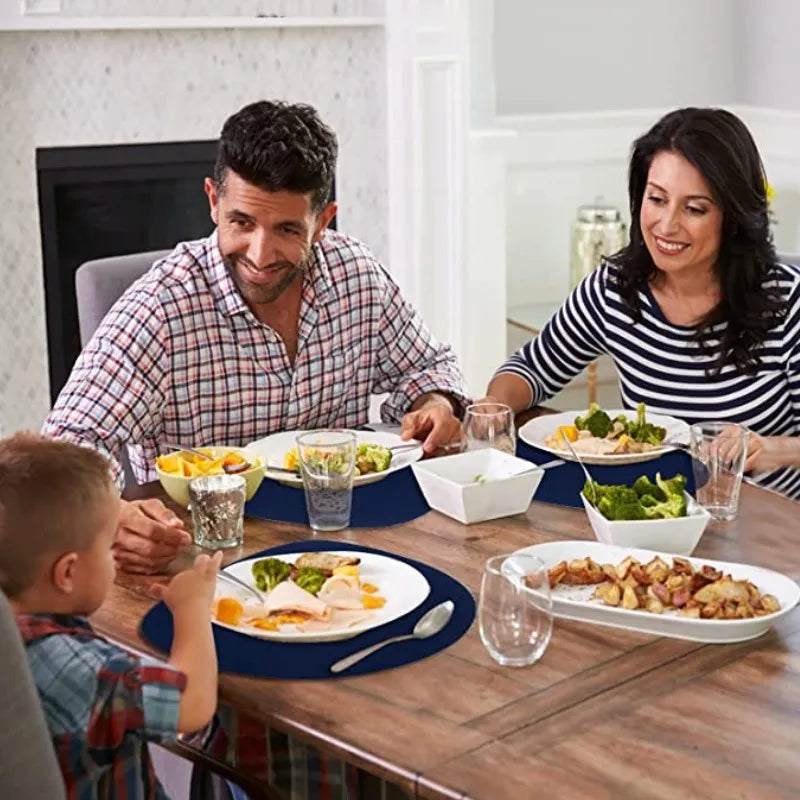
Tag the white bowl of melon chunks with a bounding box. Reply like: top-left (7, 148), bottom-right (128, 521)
top-left (213, 550), bottom-right (431, 642)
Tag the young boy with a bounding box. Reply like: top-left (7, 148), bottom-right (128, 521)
top-left (0, 432), bottom-right (222, 799)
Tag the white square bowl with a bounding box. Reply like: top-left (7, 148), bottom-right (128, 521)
top-left (411, 449), bottom-right (543, 525)
top-left (581, 492), bottom-right (711, 556)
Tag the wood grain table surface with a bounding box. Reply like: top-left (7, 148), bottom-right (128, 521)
top-left (95, 476), bottom-right (800, 800)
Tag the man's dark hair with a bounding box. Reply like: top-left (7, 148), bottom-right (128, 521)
top-left (213, 100), bottom-right (337, 212)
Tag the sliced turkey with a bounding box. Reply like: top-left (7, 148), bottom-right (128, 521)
top-left (263, 580), bottom-right (330, 619)
top-left (317, 574), bottom-right (363, 610)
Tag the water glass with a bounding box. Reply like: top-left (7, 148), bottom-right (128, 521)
top-left (479, 553), bottom-right (553, 667)
top-left (189, 474), bottom-right (246, 549)
top-left (463, 402), bottom-right (516, 454)
top-left (690, 422), bottom-right (750, 521)
top-left (297, 430), bottom-right (357, 532)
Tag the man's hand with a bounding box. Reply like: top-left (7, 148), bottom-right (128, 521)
top-left (114, 498), bottom-right (192, 574)
top-left (400, 393), bottom-right (463, 455)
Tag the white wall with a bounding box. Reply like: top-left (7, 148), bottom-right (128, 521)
top-left (495, 0), bottom-right (800, 313)
top-left (738, 0), bottom-right (800, 112)
top-left (494, 0), bottom-right (738, 115)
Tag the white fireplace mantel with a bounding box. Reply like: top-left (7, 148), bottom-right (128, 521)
top-left (0, 15), bottom-right (384, 31)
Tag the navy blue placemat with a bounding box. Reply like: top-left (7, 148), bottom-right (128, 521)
top-left (140, 540), bottom-right (475, 679)
top-left (516, 440), bottom-right (697, 508)
top-left (245, 468), bottom-right (430, 527)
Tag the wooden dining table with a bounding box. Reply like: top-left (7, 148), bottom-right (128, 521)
top-left (97, 473), bottom-right (800, 800)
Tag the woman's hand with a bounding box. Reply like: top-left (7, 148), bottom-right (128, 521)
top-left (744, 434), bottom-right (799, 473)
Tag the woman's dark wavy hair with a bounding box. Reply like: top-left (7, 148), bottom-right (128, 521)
top-left (611, 107), bottom-right (785, 376)
top-left (214, 100), bottom-right (337, 213)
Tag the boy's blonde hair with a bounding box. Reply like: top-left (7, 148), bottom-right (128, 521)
top-left (0, 433), bottom-right (115, 597)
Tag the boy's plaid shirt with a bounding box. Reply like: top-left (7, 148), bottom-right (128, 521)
top-left (43, 229), bottom-right (468, 487)
top-left (17, 614), bottom-right (186, 800)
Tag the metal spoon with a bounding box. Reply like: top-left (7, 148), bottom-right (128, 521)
top-left (330, 600), bottom-right (455, 674)
top-left (562, 436), bottom-right (597, 504)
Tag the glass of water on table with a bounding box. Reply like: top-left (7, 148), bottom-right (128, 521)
top-left (296, 430), bottom-right (357, 532)
top-left (463, 402), bottom-right (517, 454)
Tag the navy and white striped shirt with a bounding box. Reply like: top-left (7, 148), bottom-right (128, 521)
top-left (498, 261), bottom-right (800, 501)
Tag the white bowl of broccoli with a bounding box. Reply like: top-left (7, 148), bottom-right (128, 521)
top-left (581, 473), bottom-right (711, 556)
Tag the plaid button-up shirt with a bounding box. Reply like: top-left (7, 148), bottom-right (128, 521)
top-left (17, 614), bottom-right (185, 800)
top-left (43, 230), bottom-right (467, 487)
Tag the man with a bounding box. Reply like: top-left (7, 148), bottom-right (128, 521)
top-left (44, 100), bottom-right (468, 576)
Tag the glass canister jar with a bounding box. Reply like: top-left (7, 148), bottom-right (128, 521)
top-left (569, 203), bottom-right (628, 288)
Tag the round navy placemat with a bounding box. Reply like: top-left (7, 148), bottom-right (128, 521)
top-left (516, 440), bottom-right (697, 508)
top-left (245, 468), bottom-right (430, 527)
top-left (140, 540), bottom-right (476, 679)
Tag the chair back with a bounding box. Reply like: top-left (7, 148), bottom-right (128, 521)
top-left (74, 250), bottom-right (169, 488)
top-left (75, 250), bottom-right (170, 345)
top-left (0, 592), bottom-right (66, 799)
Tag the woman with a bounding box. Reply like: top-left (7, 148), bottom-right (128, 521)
top-left (486, 107), bottom-right (800, 500)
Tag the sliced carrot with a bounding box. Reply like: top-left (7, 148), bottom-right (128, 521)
top-left (215, 596), bottom-right (244, 625)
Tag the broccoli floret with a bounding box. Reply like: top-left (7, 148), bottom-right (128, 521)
top-left (643, 493), bottom-right (687, 520)
top-left (639, 473), bottom-right (688, 519)
top-left (574, 403), bottom-right (613, 438)
top-left (639, 493), bottom-right (659, 508)
top-left (625, 402), bottom-right (667, 445)
top-left (294, 566), bottom-right (327, 595)
top-left (613, 502), bottom-right (648, 521)
top-left (584, 481), bottom-right (644, 520)
top-left (656, 472), bottom-right (687, 498)
top-left (355, 443), bottom-right (392, 475)
top-left (251, 558), bottom-right (292, 592)
top-left (632, 475), bottom-right (666, 501)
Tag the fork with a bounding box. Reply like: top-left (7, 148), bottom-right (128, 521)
top-left (389, 440), bottom-right (463, 454)
top-left (217, 570), bottom-right (267, 608)
top-left (162, 443), bottom-right (212, 460)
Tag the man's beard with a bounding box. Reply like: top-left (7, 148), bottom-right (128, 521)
top-left (224, 253), bottom-right (309, 305)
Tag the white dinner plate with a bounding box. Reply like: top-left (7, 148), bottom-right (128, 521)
top-left (214, 550), bottom-right (431, 642)
top-left (245, 429), bottom-right (424, 487)
top-left (512, 540), bottom-right (800, 644)
top-left (518, 409), bottom-right (690, 465)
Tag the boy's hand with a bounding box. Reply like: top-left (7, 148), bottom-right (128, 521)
top-left (157, 552), bottom-right (223, 614)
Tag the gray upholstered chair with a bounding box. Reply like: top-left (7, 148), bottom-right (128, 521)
top-left (0, 591), bottom-right (66, 799)
top-left (74, 250), bottom-right (169, 488)
top-left (75, 249), bottom-right (170, 345)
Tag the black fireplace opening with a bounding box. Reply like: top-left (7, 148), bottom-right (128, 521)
top-left (36, 140), bottom-right (336, 404)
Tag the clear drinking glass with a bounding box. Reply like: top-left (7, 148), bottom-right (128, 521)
top-left (463, 402), bottom-right (516, 454)
top-left (296, 430), bottom-right (357, 532)
top-left (479, 553), bottom-right (553, 667)
top-left (189, 474), bottom-right (246, 549)
top-left (690, 421), bottom-right (750, 521)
